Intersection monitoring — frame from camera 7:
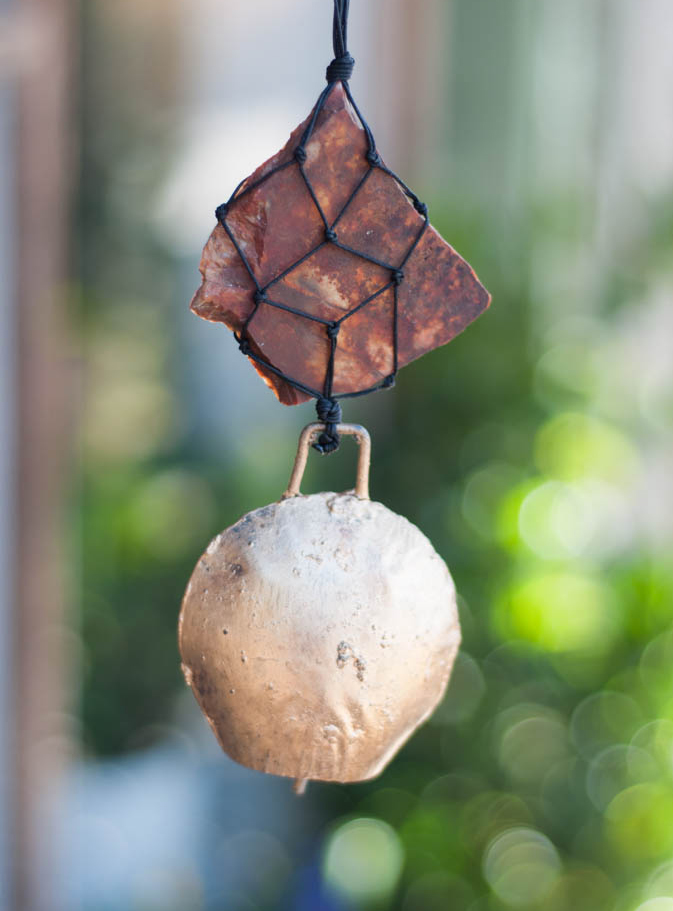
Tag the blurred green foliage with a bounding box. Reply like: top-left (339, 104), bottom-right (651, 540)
top-left (76, 1), bottom-right (673, 909)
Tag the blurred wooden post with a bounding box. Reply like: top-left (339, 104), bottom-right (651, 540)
top-left (368, 0), bottom-right (447, 188)
top-left (10, 0), bottom-right (73, 908)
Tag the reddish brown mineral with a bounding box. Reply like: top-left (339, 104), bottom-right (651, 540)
top-left (191, 83), bottom-right (491, 405)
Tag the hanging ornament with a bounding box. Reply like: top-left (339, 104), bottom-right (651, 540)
top-left (180, 425), bottom-right (460, 794)
top-left (179, 0), bottom-right (490, 791)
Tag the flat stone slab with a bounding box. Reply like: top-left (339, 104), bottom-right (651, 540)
top-left (191, 82), bottom-right (491, 405)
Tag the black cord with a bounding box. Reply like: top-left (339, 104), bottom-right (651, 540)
top-left (332, 0), bottom-right (349, 58)
top-left (326, 0), bottom-right (354, 84)
top-left (215, 0), bottom-right (429, 453)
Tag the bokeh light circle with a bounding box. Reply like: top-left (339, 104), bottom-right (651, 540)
top-left (323, 817), bottom-right (404, 905)
top-left (571, 691), bottom-right (643, 758)
top-left (497, 571), bottom-right (617, 653)
top-left (634, 900), bottom-right (673, 911)
top-left (604, 783), bottom-right (673, 861)
top-left (517, 478), bottom-right (630, 560)
top-left (498, 713), bottom-right (568, 783)
top-left (586, 744), bottom-right (658, 811)
top-left (482, 826), bottom-right (561, 906)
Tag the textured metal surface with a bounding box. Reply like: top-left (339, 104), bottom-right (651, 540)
top-left (179, 491), bottom-right (460, 784)
top-left (191, 83), bottom-right (491, 404)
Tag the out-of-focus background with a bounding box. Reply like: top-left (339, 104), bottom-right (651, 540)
top-left (2, 0), bottom-right (673, 909)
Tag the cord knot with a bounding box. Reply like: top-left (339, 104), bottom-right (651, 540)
top-left (326, 322), bottom-right (340, 340)
top-left (366, 149), bottom-right (381, 166)
top-left (235, 333), bottom-right (252, 356)
top-left (215, 202), bottom-right (229, 223)
top-left (294, 146), bottom-right (307, 164)
top-left (413, 199), bottom-right (428, 217)
top-left (316, 396), bottom-right (342, 424)
top-left (391, 268), bottom-right (404, 286)
top-left (314, 396), bottom-right (342, 454)
top-left (326, 54), bottom-right (355, 83)
top-left (382, 374), bottom-right (396, 388)
top-left (325, 227), bottom-right (338, 243)
top-left (253, 289), bottom-right (266, 305)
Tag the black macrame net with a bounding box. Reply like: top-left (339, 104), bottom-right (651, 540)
top-left (215, 0), bottom-right (429, 454)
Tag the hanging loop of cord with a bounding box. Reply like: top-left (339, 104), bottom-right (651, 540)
top-left (326, 0), bottom-right (355, 83)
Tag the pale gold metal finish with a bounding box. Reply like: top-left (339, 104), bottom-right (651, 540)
top-left (283, 422), bottom-right (371, 500)
top-left (178, 422), bottom-right (460, 790)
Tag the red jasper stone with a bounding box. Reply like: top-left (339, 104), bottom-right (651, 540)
top-left (191, 83), bottom-right (491, 405)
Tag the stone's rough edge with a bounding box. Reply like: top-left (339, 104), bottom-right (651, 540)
top-left (189, 83), bottom-right (492, 406)
top-left (188, 89), bottom-right (357, 405)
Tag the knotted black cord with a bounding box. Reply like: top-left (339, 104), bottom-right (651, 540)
top-left (217, 0), bottom-right (429, 454)
top-left (326, 0), bottom-right (355, 84)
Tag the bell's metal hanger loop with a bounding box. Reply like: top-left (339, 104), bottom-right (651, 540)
top-left (283, 423), bottom-right (371, 500)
